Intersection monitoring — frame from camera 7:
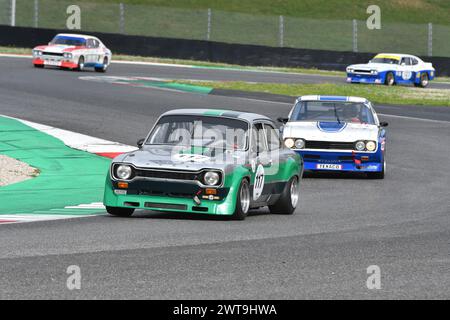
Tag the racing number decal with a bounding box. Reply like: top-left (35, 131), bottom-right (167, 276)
top-left (253, 164), bottom-right (265, 200)
top-left (402, 71), bottom-right (412, 80)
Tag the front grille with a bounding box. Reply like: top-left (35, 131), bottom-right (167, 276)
top-left (305, 140), bottom-right (354, 150)
top-left (43, 52), bottom-right (64, 57)
top-left (144, 202), bottom-right (187, 210)
top-left (137, 190), bottom-right (193, 198)
top-left (134, 169), bottom-right (199, 181)
top-left (353, 69), bottom-right (371, 74)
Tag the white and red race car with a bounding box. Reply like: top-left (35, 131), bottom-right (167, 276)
top-left (32, 33), bottom-right (112, 72)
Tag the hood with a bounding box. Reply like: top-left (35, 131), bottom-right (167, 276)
top-left (34, 44), bottom-right (85, 53)
top-left (348, 62), bottom-right (397, 72)
top-left (113, 144), bottom-right (246, 171)
top-left (283, 121), bottom-right (379, 142)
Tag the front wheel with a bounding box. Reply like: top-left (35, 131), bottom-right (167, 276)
top-left (231, 179), bottom-right (251, 220)
top-left (269, 176), bottom-right (299, 215)
top-left (34, 64), bottom-right (44, 68)
top-left (385, 72), bottom-right (395, 86)
top-left (76, 56), bottom-right (85, 71)
top-left (106, 206), bottom-right (134, 217)
top-left (415, 73), bottom-right (429, 88)
top-left (367, 160), bottom-right (385, 179)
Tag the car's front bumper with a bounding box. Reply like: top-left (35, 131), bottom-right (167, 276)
top-left (296, 150), bottom-right (383, 172)
top-left (346, 73), bottom-right (384, 84)
top-left (33, 58), bottom-right (78, 69)
top-left (103, 178), bottom-right (237, 215)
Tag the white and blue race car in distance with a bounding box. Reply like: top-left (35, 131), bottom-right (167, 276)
top-left (346, 53), bottom-right (435, 88)
top-left (279, 96), bottom-right (388, 179)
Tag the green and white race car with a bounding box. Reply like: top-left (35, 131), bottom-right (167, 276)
top-left (103, 109), bottom-right (303, 220)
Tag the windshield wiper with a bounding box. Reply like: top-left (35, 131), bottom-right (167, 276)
top-left (333, 104), bottom-right (341, 124)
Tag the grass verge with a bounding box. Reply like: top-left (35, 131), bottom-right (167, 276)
top-left (178, 80), bottom-right (450, 107)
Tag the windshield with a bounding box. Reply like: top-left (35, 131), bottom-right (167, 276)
top-left (50, 35), bottom-right (86, 46)
top-left (290, 101), bottom-right (375, 124)
top-left (370, 57), bottom-right (399, 65)
top-left (146, 115), bottom-right (249, 150)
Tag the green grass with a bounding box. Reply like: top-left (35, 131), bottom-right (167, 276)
top-left (177, 80), bottom-right (450, 107)
top-left (5, 0), bottom-right (450, 56)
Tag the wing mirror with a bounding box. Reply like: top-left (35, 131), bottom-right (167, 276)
top-left (277, 117), bottom-right (289, 124)
top-left (379, 122), bottom-right (389, 127)
top-left (137, 138), bottom-right (145, 148)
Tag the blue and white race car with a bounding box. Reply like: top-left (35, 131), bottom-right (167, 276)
top-left (346, 53), bottom-right (435, 88)
top-left (279, 96), bottom-right (388, 179)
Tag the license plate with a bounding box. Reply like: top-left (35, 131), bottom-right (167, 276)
top-left (316, 164), bottom-right (342, 170)
top-left (45, 60), bottom-right (60, 66)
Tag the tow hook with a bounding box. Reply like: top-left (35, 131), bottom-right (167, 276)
top-left (193, 189), bottom-right (202, 205)
top-left (352, 152), bottom-right (362, 169)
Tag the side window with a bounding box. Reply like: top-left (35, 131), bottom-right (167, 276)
top-left (411, 58), bottom-right (418, 65)
top-left (251, 123), bottom-right (267, 154)
top-left (93, 40), bottom-right (100, 48)
top-left (263, 124), bottom-right (280, 151)
top-left (86, 39), bottom-right (94, 48)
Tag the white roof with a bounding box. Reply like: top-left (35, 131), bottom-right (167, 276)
top-left (298, 95), bottom-right (368, 104)
top-left (56, 33), bottom-right (99, 41)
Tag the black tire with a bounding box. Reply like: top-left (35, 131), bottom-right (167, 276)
top-left (95, 57), bottom-right (108, 73)
top-left (417, 72), bottom-right (429, 88)
top-left (385, 72), bottom-right (395, 86)
top-left (76, 56), bottom-right (85, 71)
top-left (231, 179), bottom-right (251, 220)
top-left (34, 64), bottom-right (44, 68)
top-left (367, 160), bottom-right (385, 179)
top-left (269, 176), bottom-right (299, 215)
top-left (106, 206), bottom-right (134, 217)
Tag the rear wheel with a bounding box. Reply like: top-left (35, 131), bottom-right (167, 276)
top-left (269, 176), bottom-right (299, 215)
top-left (385, 72), bottom-right (395, 86)
top-left (231, 179), bottom-right (250, 220)
top-left (76, 56), bottom-right (85, 71)
top-left (95, 57), bottom-right (108, 73)
top-left (106, 206), bottom-right (134, 217)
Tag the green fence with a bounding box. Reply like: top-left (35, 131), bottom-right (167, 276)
top-left (1, 0), bottom-right (450, 57)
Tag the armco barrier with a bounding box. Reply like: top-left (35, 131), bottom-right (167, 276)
top-left (1, 25), bottom-right (449, 76)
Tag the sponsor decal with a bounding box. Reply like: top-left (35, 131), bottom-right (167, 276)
top-left (172, 153), bottom-right (210, 162)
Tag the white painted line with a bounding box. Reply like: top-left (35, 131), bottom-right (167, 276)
top-left (378, 113), bottom-right (450, 124)
top-left (64, 202), bottom-right (105, 209)
top-left (3, 115), bottom-right (136, 155)
top-left (0, 53), bottom-right (30, 58)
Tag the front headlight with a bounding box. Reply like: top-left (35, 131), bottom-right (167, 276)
top-left (204, 171), bottom-right (220, 186)
top-left (355, 141), bottom-right (366, 151)
top-left (347, 68), bottom-right (354, 73)
top-left (371, 70), bottom-right (378, 75)
top-left (294, 139), bottom-right (305, 149)
top-left (63, 52), bottom-right (72, 59)
top-left (116, 165), bottom-right (132, 180)
top-left (33, 50), bottom-right (42, 57)
top-left (284, 138), bottom-right (295, 148)
top-left (366, 141), bottom-right (376, 151)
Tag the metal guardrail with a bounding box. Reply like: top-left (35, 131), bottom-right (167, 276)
top-left (1, 0), bottom-right (449, 57)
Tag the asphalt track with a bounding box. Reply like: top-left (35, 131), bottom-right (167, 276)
top-left (0, 56), bottom-right (449, 299)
